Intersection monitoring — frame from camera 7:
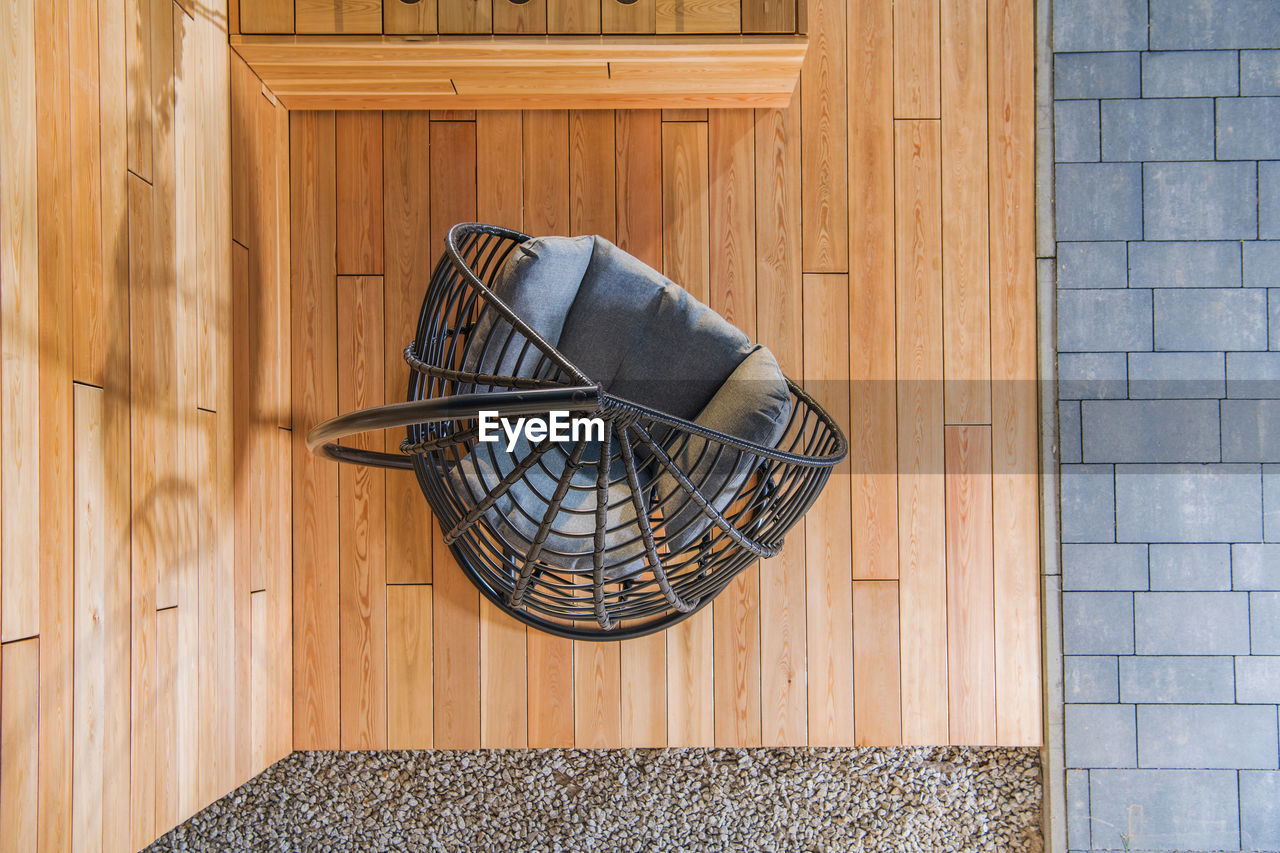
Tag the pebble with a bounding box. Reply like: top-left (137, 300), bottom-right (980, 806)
top-left (144, 746), bottom-right (1042, 852)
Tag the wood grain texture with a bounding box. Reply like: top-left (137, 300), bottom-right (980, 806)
top-left (944, 425), bottom-right (995, 745)
top-left (707, 107), bottom-right (761, 748)
top-left (798, 0), bottom-right (845, 272)
top-left (336, 111), bottom-right (384, 275)
top-left (36, 2), bottom-right (77, 844)
top-left (847, 0), bottom-right (897, 581)
top-left (73, 385), bottom-right (105, 853)
top-left (250, 590), bottom-right (270, 769)
top-left (742, 0), bottom-right (792, 33)
top-left (602, 0), bottom-right (654, 33)
top-left (615, 110), bottom-right (662, 268)
top-left (240, 0), bottom-right (294, 33)
top-left (657, 0), bottom-right (739, 33)
top-left (384, 0), bottom-right (438, 33)
top-left (0, 638), bottom-right (39, 853)
top-left (438, 0), bottom-right (493, 33)
top-left (661, 120), bottom-right (709, 302)
top-left (549, 0), bottom-right (599, 33)
top-left (291, 110), bottom-right (341, 749)
top-left (852, 580), bottom-right (901, 745)
top-left (388, 584), bottom-right (435, 747)
top-left (893, 0), bottom-right (940, 118)
top-left (383, 111), bottom-right (434, 585)
top-left (894, 118), bottom-right (948, 745)
top-left (126, 0), bottom-right (153, 179)
top-left (495, 0), bottom-right (546, 32)
top-left (988, 0), bottom-right (1040, 748)
top-left (940, 0), bottom-right (990, 425)
top-left (71, 0), bottom-right (104, 387)
top-left (427, 119), bottom-right (483, 749)
top-left (802, 273), bottom-right (853, 746)
top-left (520, 112), bottom-right (574, 747)
top-left (296, 0), bottom-right (383, 33)
top-left (755, 97), bottom-right (806, 746)
top-left (337, 275), bottom-right (389, 749)
top-left (665, 609), bottom-right (714, 746)
top-left (0, 0), bottom-right (40, 643)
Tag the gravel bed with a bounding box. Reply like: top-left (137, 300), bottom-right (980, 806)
top-left (145, 747), bottom-right (1042, 852)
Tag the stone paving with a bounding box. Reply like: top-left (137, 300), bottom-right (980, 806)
top-left (1054, 1), bottom-right (1280, 849)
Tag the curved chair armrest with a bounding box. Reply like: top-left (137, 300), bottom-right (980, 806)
top-left (306, 386), bottom-right (600, 469)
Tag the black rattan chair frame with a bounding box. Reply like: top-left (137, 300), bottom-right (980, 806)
top-left (308, 222), bottom-right (847, 640)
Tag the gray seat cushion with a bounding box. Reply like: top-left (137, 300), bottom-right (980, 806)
top-left (451, 235), bottom-right (792, 574)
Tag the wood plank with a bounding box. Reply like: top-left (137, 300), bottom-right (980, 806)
top-left (549, 0), bottom-right (599, 33)
top-left (802, 273), bottom-right (853, 746)
top-left (742, 0), bottom-right (792, 33)
top-left (338, 274), bottom-right (388, 749)
top-left (388, 584), bottom-right (434, 747)
top-left (852, 580), bottom-right (901, 745)
top-left (129, 169), bottom-right (158, 853)
top-left (570, 110), bottom-right (616, 238)
top-left (612, 111), bottom-right (666, 750)
top-left (893, 0), bottom-right (940, 118)
top-left (431, 110), bottom-right (476, 120)
top-left (494, 0), bottom-right (546, 33)
top-left (36, 0), bottom-right (76, 845)
top-left (614, 110), bottom-right (662, 268)
top-left (566, 108), bottom-right (622, 749)
top-left (0, 638), bottom-right (39, 853)
top-left (894, 118), bottom-right (947, 745)
top-left (666, 609), bottom-right (714, 746)
top-left (438, 0), bottom-right (493, 33)
top-left (242, 0), bottom-right (294, 32)
top-left (155, 605), bottom-right (179, 833)
top-left (619, 634), bottom-right (666, 746)
top-left (755, 97), bottom-right (806, 746)
top-left (479, 598), bottom-right (527, 748)
top-left (424, 119), bottom-right (483, 749)
top-left (707, 107), bottom-right (760, 748)
top-left (988, 0), bottom-right (1040, 748)
top-left (126, 0), bottom-right (153, 179)
top-left (847, 0), bottom-right (897, 581)
top-left (71, 0), bottom-right (105, 386)
top-left (230, 51), bottom-right (255, 250)
top-left (522, 110), bottom-right (570, 237)
top-left (98, 1), bottom-right (137, 842)
top-left (798, 0), bottom-right (845, 272)
top-left (384, 0), bottom-right (438, 33)
top-left (661, 121), bottom-right (709, 302)
top-left (0, 0), bottom-right (40, 643)
top-left (273, 426), bottom-right (294, 762)
top-left (291, 110), bottom-right (341, 749)
top-left (296, 0), bottom-right (383, 33)
top-left (197, 407), bottom-right (236, 812)
top-left (73, 383), bottom-right (106, 853)
top-left (602, 0), bottom-right (654, 34)
top-left (383, 111), bottom-right (434, 585)
top-left (474, 110), bottom-right (530, 748)
top-left (941, 0), bottom-right (990, 425)
top-left (232, 246), bottom-right (253, 789)
top-left (250, 590), bottom-right (269, 769)
top-left (431, 526), bottom-right (482, 748)
top-left (274, 101), bottom-right (291, 429)
top-left (476, 110), bottom-right (523, 231)
top-left (945, 425), bottom-right (996, 745)
top-left (336, 111), bottom-right (384, 275)
top-left (657, 0), bottom-right (738, 33)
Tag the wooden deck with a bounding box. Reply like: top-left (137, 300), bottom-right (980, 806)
top-left (289, 0), bottom-right (1040, 749)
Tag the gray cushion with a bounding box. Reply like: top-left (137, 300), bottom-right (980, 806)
top-left (451, 235), bottom-right (792, 573)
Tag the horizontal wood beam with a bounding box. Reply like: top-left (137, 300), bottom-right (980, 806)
top-left (231, 35), bottom-right (806, 110)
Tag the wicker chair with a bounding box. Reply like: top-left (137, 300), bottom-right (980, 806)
top-left (307, 223), bottom-right (846, 640)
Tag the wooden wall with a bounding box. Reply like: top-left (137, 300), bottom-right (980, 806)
top-left (289, 0), bottom-right (1038, 751)
top-left (0, 0), bottom-right (292, 849)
